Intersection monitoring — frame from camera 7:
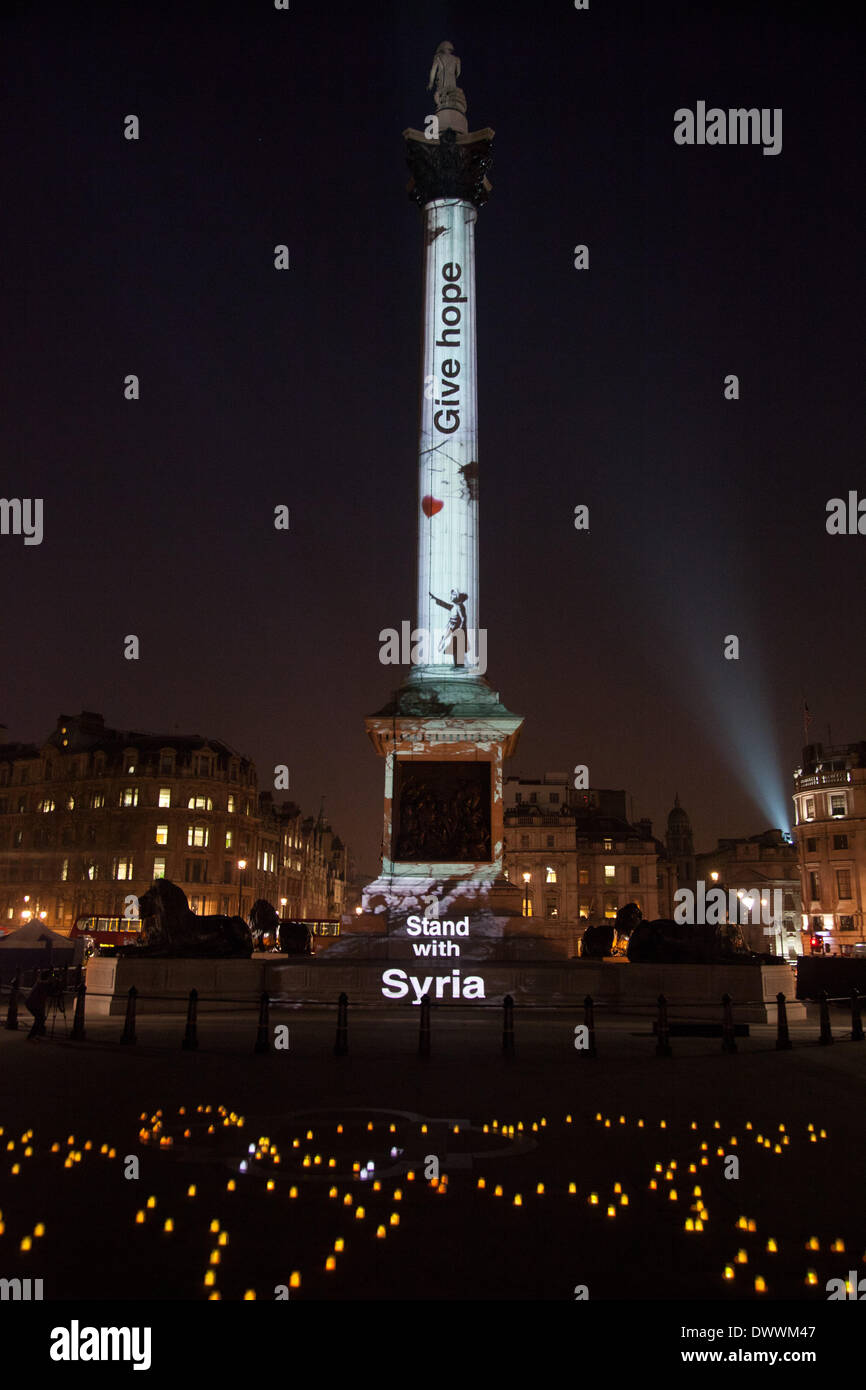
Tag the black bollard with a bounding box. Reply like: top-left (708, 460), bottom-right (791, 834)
top-left (655, 993), bottom-right (672, 1057)
top-left (582, 994), bottom-right (598, 1058)
top-left (254, 992), bottom-right (270, 1054)
top-left (4, 972), bottom-right (20, 1031)
top-left (418, 995), bottom-right (431, 1058)
top-left (182, 988), bottom-right (198, 1051)
top-left (502, 994), bottom-right (514, 1056)
top-left (775, 992), bottom-right (792, 1050)
top-left (721, 993), bottom-right (737, 1053)
top-left (850, 988), bottom-right (864, 1043)
top-left (818, 990), bottom-right (833, 1045)
top-left (119, 986), bottom-right (137, 1045)
top-left (70, 982), bottom-right (87, 1041)
top-left (334, 992), bottom-right (348, 1056)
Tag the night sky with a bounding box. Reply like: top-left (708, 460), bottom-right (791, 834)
top-left (3, 0), bottom-right (863, 876)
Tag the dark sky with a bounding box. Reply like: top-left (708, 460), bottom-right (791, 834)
top-left (3, 0), bottom-right (863, 875)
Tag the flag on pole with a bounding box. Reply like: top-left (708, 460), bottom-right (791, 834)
top-left (802, 698), bottom-right (814, 741)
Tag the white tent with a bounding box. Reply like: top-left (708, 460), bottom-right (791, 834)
top-left (0, 918), bottom-right (83, 969)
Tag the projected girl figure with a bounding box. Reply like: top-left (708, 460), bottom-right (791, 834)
top-left (429, 588), bottom-right (468, 665)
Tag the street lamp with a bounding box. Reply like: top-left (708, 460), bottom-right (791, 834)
top-left (237, 859), bottom-right (247, 919)
top-left (522, 871), bottom-right (531, 918)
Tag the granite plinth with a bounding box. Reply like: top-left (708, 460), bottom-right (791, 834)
top-left (85, 955), bottom-right (804, 1021)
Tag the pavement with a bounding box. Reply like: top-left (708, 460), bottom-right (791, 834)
top-left (1, 995), bottom-right (865, 1303)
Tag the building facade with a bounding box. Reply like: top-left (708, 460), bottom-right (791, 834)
top-left (503, 774), bottom-right (671, 953)
top-left (694, 829), bottom-right (803, 958)
top-left (792, 740), bottom-right (866, 955)
top-left (666, 795), bottom-right (696, 886)
top-left (0, 712), bottom-right (347, 933)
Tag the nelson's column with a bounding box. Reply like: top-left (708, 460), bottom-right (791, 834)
top-left (341, 41), bottom-right (545, 963)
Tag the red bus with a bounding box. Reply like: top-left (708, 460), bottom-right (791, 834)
top-left (70, 914), bottom-right (143, 954)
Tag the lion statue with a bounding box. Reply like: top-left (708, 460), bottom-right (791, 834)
top-left (126, 880), bottom-right (253, 958)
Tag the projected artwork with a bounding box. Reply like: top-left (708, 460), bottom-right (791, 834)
top-left (394, 760), bottom-right (491, 862)
top-left (430, 587), bottom-right (468, 661)
top-left (415, 201), bottom-right (480, 668)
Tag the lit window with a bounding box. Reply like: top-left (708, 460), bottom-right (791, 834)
top-left (60, 858), bottom-right (69, 882)
top-left (604, 865), bottom-right (615, 880)
top-left (603, 838), bottom-right (613, 852)
top-left (546, 899), bottom-right (558, 917)
top-left (153, 857), bottom-right (166, 879)
top-left (225, 829), bottom-right (234, 850)
top-left (156, 825), bottom-right (169, 846)
top-left (121, 788), bottom-right (138, 808)
top-left (38, 798), bottom-right (55, 813)
top-left (158, 788), bottom-right (171, 808)
top-left (188, 795), bottom-right (213, 811)
top-left (228, 795), bottom-right (236, 814)
top-left (91, 793), bottom-right (105, 810)
top-left (545, 866), bottom-right (557, 883)
top-left (188, 825), bottom-right (209, 848)
top-left (66, 796), bottom-right (75, 811)
top-left (86, 864), bottom-right (97, 881)
top-left (114, 859), bottom-right (134, 881)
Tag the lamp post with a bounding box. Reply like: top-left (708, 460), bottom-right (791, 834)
top-left (20, 895), bottom-right (48, 925)
top-left (522, 872), bottom-right (531, 919)
top-left (237, 859), bottom-right (247, 920)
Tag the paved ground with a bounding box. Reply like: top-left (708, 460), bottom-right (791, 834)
top-left (1, 996), bottom-right (865, 1304)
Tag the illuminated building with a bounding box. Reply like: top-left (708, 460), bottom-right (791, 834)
top-left (793, 740), bottom-right (866, 954)
top-left (0, 712), bottom-right (346, 930)
top-left (694, 830), bottom-right (802, 958)
top-left (503, 775), bottom-right (668, 950)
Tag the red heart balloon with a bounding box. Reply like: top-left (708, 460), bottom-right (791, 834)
top-left (422, 495), bottom-right (444, 517)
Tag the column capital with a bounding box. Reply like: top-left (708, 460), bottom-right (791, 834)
top-left (403, 127), bottom-right (494, 209)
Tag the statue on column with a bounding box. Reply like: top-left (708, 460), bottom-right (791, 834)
top-left (428, 41), bottom-right (467, 118)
